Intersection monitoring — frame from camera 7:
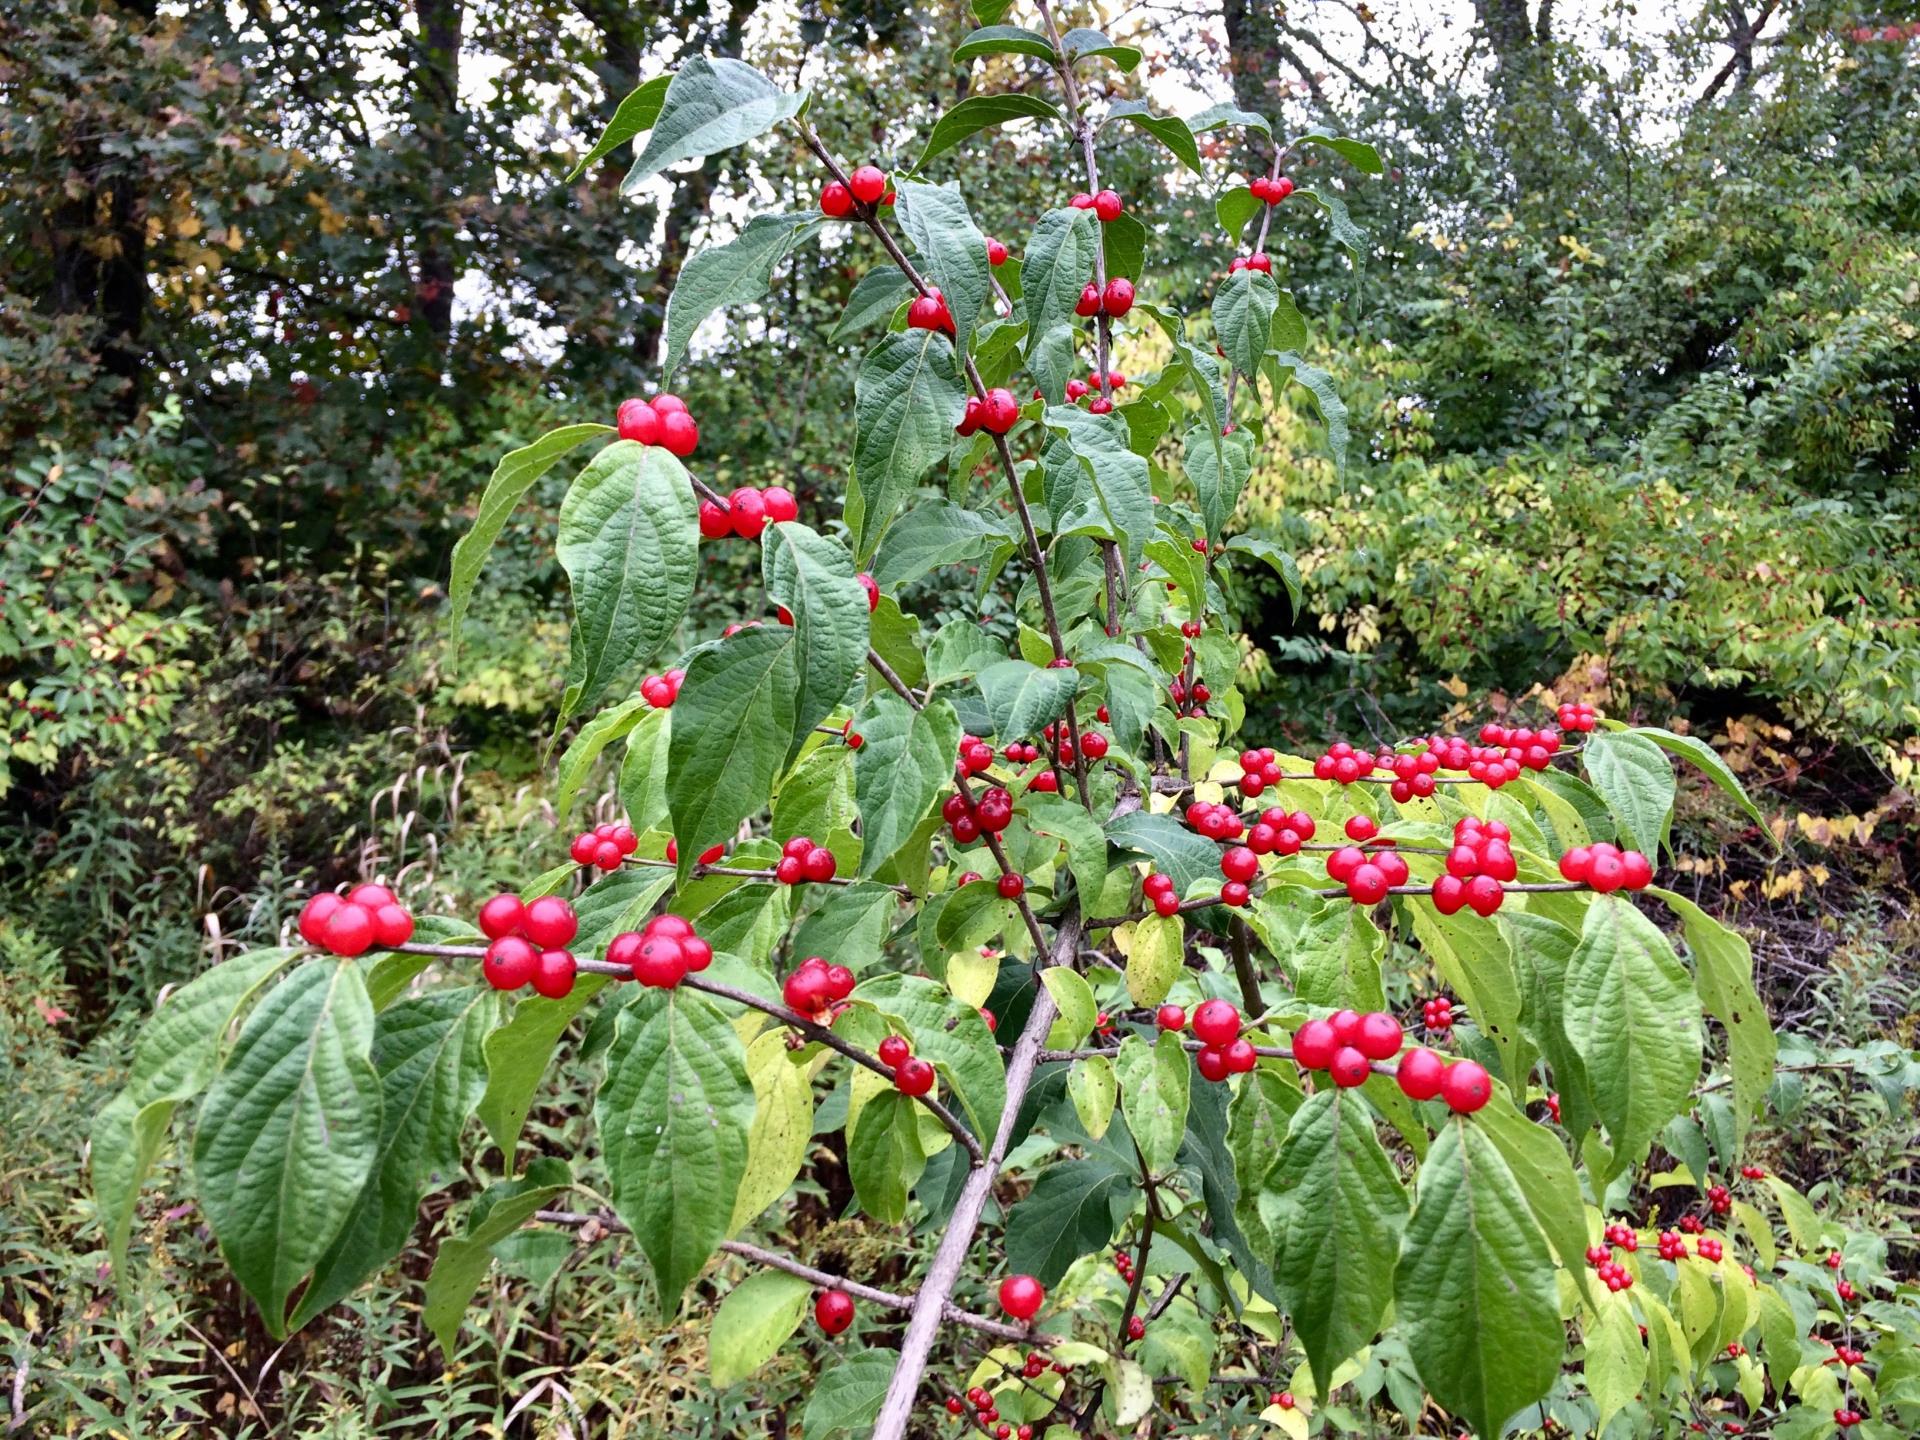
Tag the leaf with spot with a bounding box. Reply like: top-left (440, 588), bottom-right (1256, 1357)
top-left (1115, 1030), bottom-right (1189, 1174)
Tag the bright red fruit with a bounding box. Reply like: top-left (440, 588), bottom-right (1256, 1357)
top-left (698, 501), bottom-right (731, 539)
top-left (819, 181), bottom-right (852, 216)
top-left (997, 872), bottom-right (1025, 899)
top-left (803, 846), bottom-right (838, 882)
top-left (896, 1056), bottom-right (936, 1096)
top-left (1329, 1046), bottom-right (1371, 1087)
top-left (1355, 1011), bottom-right (1403, 1061)
top-left (371, 902), bottom-right (414, 947)
top-left (1102, 277), bottom-right (1134, 316)
top-left (762, 486), bottom-right (799, 522)
top-left (878, 1034), bottom-right (911, 1068)
top-left (1291, 1018), bottom-right (1337, 1069)
top-left (986, 237), bottom-right (1008, 266)
top-left (1344, 814), bottom-right (1378, 841)
top-left (848, 165), bottom-right (887, 204)
top-left (815, 1289), bottom-right (856, 1335)
top-left (1075, 283), bottom-right (1101, 317)
top-left (1328, 1008), bottom-right (1363, 1045)
top-left (478, 892), bottom-right (525, 939)
top-left (998, 1274), bottom-right (1045, 1320)
top-left (729, 487), bottom-right (767, 539)
top-left (658, 410), bottom-right (698, 456)
top-left (632, 934), bottom-right (687, 988)
top-left (981, 388), bottom-right (1020, 434)
top-left (616, 397), bottom-right (661, 444)
top-left (298, 892), bottom-right (342, 946)
top-left (322, 903), bottom-right (375, 956)
top-left (1156, 1004), bottom-right (1186, 1031)
top-left (522, 896), bottom-right (577, 949)
top-left (1192, 999), bottom-right (1241, 1048)
top-left (1092, 189), bottom-right (1123, 221)
top-left (1442, 1059), bottom-right (1492, 1113)
top-left (1396, 1046), bottom-right (1446, 1100)
top-left (1196, 1047), bottom-right (1229, 1082)
top-left (484, 936), bottom-right (538, 990)
top-left (532, 948), bottom-right (577, 999)
top-left (1220, 845), bottom-right (1258, 883)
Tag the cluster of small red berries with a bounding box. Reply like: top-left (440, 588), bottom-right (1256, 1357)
top-left (698, 484), bottom-right (800, 540)
top-left (1183, 799), bottom-right (1244, 840)
top-left (941, 784), bottom-right (1011, 846)
top-left (1074, 277), bottom-right (1134, 319)
top-left (1113, 1247), bottom-right (1137, 1285)
top-left (1557, 842), bottom-right (1654, 891)
top-left (955, 388), bottom-right (1020, 436)
top-left (1834, 1407), bottom-right (1865, 1428)
top-left (1429, 817), bottom-right (1517, 916)
top-left (986, 237), bottom-right (1009, 266)
top-left (298, 885), bottom-right (414, 956)
top-left (1247, 807), bottom-right (1317, 855)
top-left (610, 911), bottom-right (713, 989)
top-left (1707, 1183), bottom-right (1732, 1215)
top-left (1422, 995), bottom-right (1454, 1030)
top-left (819, 164), bottom-right (895, 216)
top-left (1269, 1392), bottom-right (1297, 1411)
top-left (1837, 1278), bottom-right (1858, 1302)
top-left (615, 393), bottom-right (699, 457)
top-left (1234, 746), bottom-right (1285, 796)
top-left (1828, 1340), bottom-right (1868, 1367)
top-left (1311, 741), bottom-right (1382, 785)
top-left (640, 668), bottom-right (685, 707)
top-left (1557, 702), bottom-right (1598, 732)
top-left (478, 893), bottom-right (583, 995)
top-left (1141, 872), bottom-right (1183, 917)
top-left (780, 954), bottom-right (856, 1019)
top-left (1166, 675), bottom-right (1210, 715)
top-left (1473, 722), bottom-right (1566, 769)
top-left (1605, 1220), bottom-right (1640, 1252)
top-left (1679, 1214), bottom-right (1706, 1233)
top-left (569, 821), bottom-right (639, 870)
top-left (907, 287), bottom-right (956, 336)
top-left (774, 835), bottom-right (838, 884)
top-left (1740, 1164), bottom-right (1767, 1179)
top-left (1586, 1249), bottom-right (1635, 1292)
top-left (1069, 189), bottom-right (1125, 221)
top-left (877, 1031), bottom-right (937, 1096)
top-left (1227, 253), bottom-right (1274, 275)
top-left (1249, 175), bottom-right (1294, 204)
top-left (1214, 844), bottom-right (1259, 906)
top-left (1325, 829), bottom-right (1412, 905)
top-left (1182, 999), bottom-right (1257, 1080)
top-left (1063, 371), bottom-right (1126, 409)
top-left (1657, 1229), bottom-right (1688, 1261)
top-left (814, 1289), bottom-right (855, 1335)
top-left (1042, 719), bottom-right (1109, 765)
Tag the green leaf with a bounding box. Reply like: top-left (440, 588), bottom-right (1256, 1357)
top-left (1228, 1067), bottom-right (1303, 1253)
top-left (1020, 209), bottom-right (1100, 391)
top-left (1653, 888), bottom-right (1776, 1151)
top-left (624, 57), bottom-right (805, 191)
top-left (667, 627), bottom-right (800, 875)
top-left (1295, 185), bottom-right (1367, 255)
top-left (1260, 1089), bottom-right (1408, 1388)
top-left (1215, 185), bottom-right (1261, 241)
top-left (663, 212), bottom-right (821, 381)
top-left (1223, 535), bottom-right (1301, 614)
top-left (92, 948), bottom-right (297, 1274)
top-left (832, 266), bottom-right (915, 342)
top-left (764, 521), bottom-right (870, 760)
top-left (1024, 792), bottom-right (1108, 908)
top-left (1633, 726), bottom-right (1769, 837)
top-left (896, 180), bottom-right (993, 359)
top-left (790, 883), bottom-right (898, 974)
top-left (1063, 27), bottom-right (1141, 70)
top-left (1248, 896), bottom-right (1386, 1011)
top-left (976, 658), bottom-right (1078, 740)
top-left (1187, 101), bottom-right (1272, 137)
top-left (1042, 967), bottom-right (1098, 1048)
top-left (1005, 1154), bottom-right (1132, 1285)
top-left (1213, 270), bottom-right (1279, 378)
top-left (1582, 730), bottom-right (1676, 855)
top-left (1067, 1055), bottom-right (1118, 1140)
top-left (851, 331), bottom-right (968, 562)
top-left (710, 1269), bottom-right (813, 1387)
top-left (1185, 423), bottom-right (1253, 542)
top-left (1586, 1295), bottom-right (1648, 1433)
top-left (1501, 910), bottom-right (1597, 1145)
top-left (804, 1350), bottom-right (898, 1437)
top-left (1395, 1120), bottom-right (1564, 1440)
top-left (953, 23), bottom-right (1057, 63)
top-left (424, 1158), bottom-right (571, 1355)
top-left (1405, 904), bottom-right (1523, 1079)
top-left (1105, 809), bottom-right (1221, 900)
top-left (847, 1088), bottom-right (929, 1224)
top-left (913, 94), bottom-right (1061, 174)
top-left (598, 988), bottom-right (755, 1310)
top-left (871, 501), bottom-right (1011, 589)
top-left (1563, 896), bottom-right (1703, 1168)
top-left (555, 693), bottom-right (648, 820)
top-left (290, 986), bottom-right (496, 1329)
top-left (854, 694), bottom-right (961, 878)
top-left (618, 705), bottom-right (673, 834)
top-left (1270, 290), bottom-right (1309, 352)
top-left (567, 74), bottom-right (670, 180)
top-left (449, 424), bottom-right (612, 657)
top-left (1275, 352), bottom-right (1350, 476)
top-left (1101, 209), bottom-right (1148, 283)
top-left (971, 0), bottom-right (1014, 21)
top-left (191, 959), bottom-right (382, 1337)
top-left (1042, 405), bottom-right (1153, 564)
top-left (474, 977), bottom-right (609, 1160)
top-left (1292, 129), bottom-right (1384, 174)
top-left (1124, 912), bottom-right (1183, 1007)
top-left (1103, 100), bottom-right (1202, 174)
top-left (730, 1031), bottom-right (816, 1233)
top-left (1472, 1090), bottom-right (1601, 1309)
top-left (1115, 1031), bottom-right (1189, 1174)
top-left (927, 620), bottom-right (1007, 685)
top-left (557, 440), bottom-right (699, 723)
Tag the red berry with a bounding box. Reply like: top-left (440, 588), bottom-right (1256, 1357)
top-left (1075, 282), bottom-right (1100, 317)
top-left (1346, 863), bottom-right (1389, 905)
top-left (848, 165), bottom-right (886, 204)
top-left (1102, 277), bottom-right (1134, 316)
top-left (878, 1034), bottom-right (911, 1068)
top-left (322, 902), bottom-right (376, 957)
top-left (1070, 192), bottom-right (1093, 209)
top-left (649, 393), bottom-right (688, 416)
top-left (658, 409), bottom-right (699, 457)
top-left (997, 872), bottom-right (1025, 899)
top-left (1192, 999), bottom-right (1241, 1048)
top-left (998, 1274), bottom-right (1044, 1321)
top-left (298, 892), bottom-right (343, 946)
top-left (617, 397), bottom-right (661, 444)
top-left (1442, 1060), bottom-right (1492, 1113)
top-left (483, 935), bottom-right (539, 990)
top-left (762, 486), bottom-right (800, 523)
top-left (1344, 814), bottom-right (1378, 842)
top-left (698, 501), bottom-right (731, 539)
top-left (986, 237), bottom-right (1008, 266)
top-left (1080, 730), bottom-right (1109, 760)
top-left (1092, 189), bottom-right (1123, 221)
top-left (1329, 1046), bottom-right (1371, 1088)
top-left (532, 948), bottom-right (577, 999)
top-left (1396, 1046), bottom-right (1446, 1100)
top-left (820, 181), bottom-right (852, 217)
top-left (1220, 880), bottom-right (1250, 907)
top-left (347, 882), bottom-right (395, 909)
top-left (1291, 1018), bottom-right (1337, 1070)
top-left (522, 896), bottom-right (577, 949)
top-left (371, 902), bottom-right (414, 948)
top-left (1464, 876), bottom-right (1505, 916)
top-left (1224, 1037), bottom-right (1258, 1073)
top-left (1328, 1008), bottom-right (1363, 1045)
top-left (1432, 874), bottom-right (1469, 915)
top-left (478, 893), bottom-right (524, 940)
top-left (1221, 845), bottom-right (1258, 883)
top-left (1196, 1047), bottom-right (1228, 1082)
top-left (896, 1056), bottom-right (936, 1096)
top-left (981, 388), bottom-right (1019, 434)
top-left (1355, 1011), bottom-right (1404, 1061)
top-left (1155, 1004), bottom-right (1186, 1031)
top-left (815, 1289), bottom-right (856, 1335)
top-left (633, 934), bottom-right (688, 987)
top-left (729, 487), bottom-right (767, 539)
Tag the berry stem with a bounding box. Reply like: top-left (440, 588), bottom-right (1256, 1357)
top-left (1082, 892), bottom-right (1224, 931)
top-left (868, 647), bottom-right (924, 711)
top-left (621, 854), bottom-right (914, 897)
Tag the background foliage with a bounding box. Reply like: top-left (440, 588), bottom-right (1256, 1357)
top-left (1, 0), bottom-right (1916, 1433)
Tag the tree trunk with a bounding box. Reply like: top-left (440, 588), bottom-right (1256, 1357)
top-left (412, 0), bottom-right (463, 349)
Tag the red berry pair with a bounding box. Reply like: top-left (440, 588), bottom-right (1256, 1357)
top-left (1191, 999), bottom-right (1258, 1082)
top-left (1142, 871), bottom-right (1182, 917)
top-left (1237, 746), bottom-right (1283, 796)
top-left (298, 885), bottom-right (414, 957)
top-left (570, 821), bottom-right (640, 871)
top-left (640, 668), bottom-right (685, 708)
top-left (955, 388), bottom-right (1020, 436)
top-left (1325, 842), bottom-right (1409, 904)
top-left (1249, 175), bottom-right (1294, 203)
top-left (1556, 701), bottom-right (1599, 732)
top-left (776, 835), bottom-right (837, 885)
top-left (1184, 800), bottom-right (1243, 841)
top-left (819, 164), bottom-right (893, 217)
top-left (479, 893), bottom-right (582, 995)
top-left (782, 954), bottom-right (856, 1017)
top-left (615, 393), bottom-right (699, 457)
top-left (878, 1031), bottom-right (936, 1095)
top-left (665, 836), bottom-right (725, 866)
top-left (1557, 842), bottom-right (1653, 892)
top-left (1068, 189), bottom-right (1124, 222)
top-left (609, 912), bottom-right (713, 989)
top-left (1075, 278), bottom-right (1133, 318)
top-left (1227, 253), bottom-right (1273, 274)
top-left (907, 287), bottom-right (955, 335)
top-left (699, 484), bottom-right (800, 541)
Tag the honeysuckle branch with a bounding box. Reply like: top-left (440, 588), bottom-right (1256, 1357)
top-left (532, 1212), bottom-right (1038, 1343)
top-left (868, 912), bottom-right (1083, 1440)
top-left (953, 767), bottom-right (1054, 957)
top-left (620, 854), bottom-right (914, 896)
top-left (1082, 892), bottom-right (1225, 930)
top-left (867, 647), bottom-right (923, 710)
top-left (1308, 880), bottom-right (1592, 899)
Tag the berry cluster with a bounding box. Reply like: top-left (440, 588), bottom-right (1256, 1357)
top-left (1112, 1248), bottom-right (1137, 1285)
top-left (780, 955), bottom-right (857, 1020)
top-left (1125, 1313), bottom-right (1146, 1341)
top-left (1227, 252), bottom-right (1274, 274)
top-left (954, 388), bottom-right (1020, 437)
top-left (1235, 746), bottom-right (1284, 796)
top-left (1740, 1164), bottom-right (1767, 1179)
top-left (1604, 1220), bottom-right (1640, 1252)
top-left (1557, 842), bottom-right (1654, 891)
top-left (1142, 872), bottom-right (1182, 918)
top-left (1311, 741), bottom-right (1381, 785)
top-left (1431, 816), bottom-right (1518, 916)
top-left (907, 287), bottom-right (956, 335)
top-left (569, 821), bottom-right (639, 870)
top-left (819, 164), bottom-right (895, 215)
top-left (1069, 188), bottom-right (1124, 222)
top-left (699, 484), bottom-right (800, 540)
top-left (1697, 1237), bottom-right (1724, 1262)
top-left (877, 1031), bottom-right (937, 1096)
top-left (1183, 799), bottom-right (1244, 840)
top-left (478, 893), bottom-right (581, 996)
top-left (1679, 1214), bottom-right (1706, 1233)
top-left (1270, 1392), bottom-right (1297, 1411)
top-left (1707, 1183), bottom-right (1732, 1215)
top-left (1586, 1224), bottom-right (1640, 1291)
top-left (1834, 1408), bottom-right (1865, 1428)
top-left (608, 912), bottom-right (714, 988)
top-left (1247, 807), bottom-right (1316, 855)
top-left (1828, 1341), bottom-right (1868, 1368)
top-left (1216, 844), bottom-right (1258, 907)
top-left (640, 668), bottom-right (685, 707)
top-left (1073, 277), bottom-right (1133, 319)
top-left (1422, 995), bottom-right (1455, 1030)
top-left (1557, 701), bottom-right (1599, 732)
top-left (1838, 1278), bottom-right (1858, 1302)
top-left (814, 1289), bottom-right (855, 1335)
top-left (941, 784), bottom-right (1011, 846)
top-left (1063, 371), bottom-right (1127, 411)
top-left (1189, 998), bottom-right (1259, 1081)
top-left (1657, 1229), bottom-right (1688, 1261)
top-left (1293, 1007), bottom-right (1401, 1085)
top-left (774, 835), bottom-right (838, 885)
top-left (297, 885), bottom-right (414, 956)
top-left (615, 393), bottom-right (699, 457)
top-left (1249, 175), bottom-right (1294, 204)
top-left (1325, 837), bottom-right (1411, 905)
top-left (998, 1272), bottom-right (1045, 1321)
top-left (1379, 748), bottom-right (1442, 801)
